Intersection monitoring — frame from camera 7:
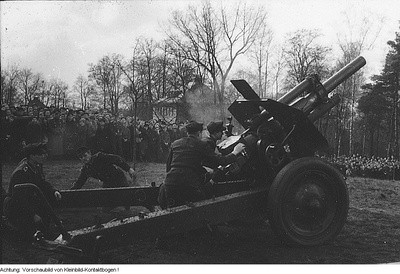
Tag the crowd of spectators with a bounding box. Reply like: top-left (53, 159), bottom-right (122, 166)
top-left (323, 154), bottom-right (400, 181)
top-left (1, 103), bottom-right (188, 163)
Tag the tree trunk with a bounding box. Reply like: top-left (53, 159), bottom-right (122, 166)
top-left (393, 72), bottom-right (399, 159)
top-left (349, 77), bottom-right (356, 155)
top-left (369, 127), bottom-right (374, 157)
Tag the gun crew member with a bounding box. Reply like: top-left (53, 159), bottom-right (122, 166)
top-left (3, 142), bottom-right (62, 239)
top-left (158, 120), bottom-right (245, 209)
top-left (71, 146), bottom-right (136, 190)
top-left (202, 121), bottom-right (225, 152)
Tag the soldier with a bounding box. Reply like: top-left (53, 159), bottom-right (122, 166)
top-left (158, 120), bottom-right (245, 209)
top-left (201, 121), bottom-right (228, 195)
top-left (70, 146), bottom-right (136, 190)
top-left (3, 143), bottom-right (62, 239)
top-left (202, 121), bottom-right (225, 152)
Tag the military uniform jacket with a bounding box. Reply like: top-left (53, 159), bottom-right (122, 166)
top-left (71, 152), bottom-right (131, 189)
top-left (201, 136), bottom-right (217, 152)
top-left (165, 135), bottom-right (237, 188)
top-left (4, 158), bottom-right (58, 219)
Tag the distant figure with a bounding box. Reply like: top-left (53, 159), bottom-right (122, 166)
top-left (94, 117), bottom-right (112, 153)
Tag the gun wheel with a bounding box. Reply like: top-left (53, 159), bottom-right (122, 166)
top-left (267, 157), bottom-right (349, 246)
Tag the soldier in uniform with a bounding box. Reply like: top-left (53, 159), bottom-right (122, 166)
top-left (158, 120), bottom-right (245, 209)
top-left (202, 121), bottom-right (225, 152)
top-left (201, 121), bottom-right (228, 195)
top-left (70, 146), bottom-right (136, 190)
top-left (3, 143), bottom-right (62, 239)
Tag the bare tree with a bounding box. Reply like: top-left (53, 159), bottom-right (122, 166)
top-left (1, 64), bottom-right (20, 106)
top-left (17, 68), bottom-right (44, 104)
top-left (164, 39), bottom-right (197, 98)
top-left (270, 47), bottom-right (286, 100)
top-left (138, 37), bottom-right (159, 118)
top-left (88, 54), bottom-right (125, 114)
top-left (88, 57), bottom-right (111, 110)
top-left (74, 74), bottom-right (92, 110)
top-left (249, 21), bottom-right (273, 98)
top-left (335, 11), bottom-right (383, 156)
top-left (164, 1), bottom-right (268, 117)
top-left (48, 78), bottom-right (68, 108)
top-left (117, 42), bottom-right (142, 112)
top-left (283, 29), bottom-right (332, 89)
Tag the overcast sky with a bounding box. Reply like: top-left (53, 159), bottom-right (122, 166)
top-left (1, 0), bottom-right (399, 88)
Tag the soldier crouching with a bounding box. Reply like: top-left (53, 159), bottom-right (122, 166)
top-left (71, 146), bottom-right (136, 211)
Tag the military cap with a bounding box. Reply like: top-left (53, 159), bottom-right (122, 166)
top-left (76, 146), bottom-right (91, 158)
top-left (24, 143), bottom-right (47, 157)
top-left (185, 120), bottom-right (203, 134)
top-left (207, 121), bottom-right (225, 134)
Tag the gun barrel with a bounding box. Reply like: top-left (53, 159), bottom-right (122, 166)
top-left (278, 56), bottom-right (366, 106)
top-left (278, 79), bottom-right (313, 105)
top-left (321, 56), bottom-right (366, 97)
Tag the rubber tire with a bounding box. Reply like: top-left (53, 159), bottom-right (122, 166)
top-left (267, 157), bottom-right (349, 246)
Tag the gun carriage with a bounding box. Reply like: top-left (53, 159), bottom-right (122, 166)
top-left (3, 56), bottom-right (366, 262)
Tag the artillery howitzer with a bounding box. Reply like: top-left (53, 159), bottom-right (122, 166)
top-left (4, 56), bottom-right (366, 262)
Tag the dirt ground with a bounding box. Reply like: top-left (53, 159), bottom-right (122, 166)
top-left (1, 160), bottom-right (400, 265)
